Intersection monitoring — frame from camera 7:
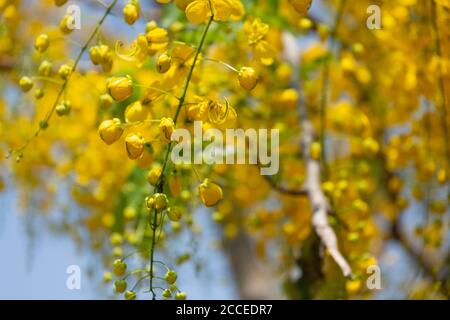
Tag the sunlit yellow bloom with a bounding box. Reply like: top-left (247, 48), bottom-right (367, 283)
top-left (19, 76), bottom-right (33, 92)
top-left (147, 167), bottom-right (162, 186)
top-left (199, 179), bottom-right (223, 207)
top-left (159, 117), bottom-right (175, 144)
top-left (58, 64), bottom-right (72, 80)
top-left (59, 14), bottom-right (75, 34)
top-left (38, 60), bottom-right (53, 76)
top-left (98, 118), bottom-right (124, 145)
top-left (244, 19), bottom-right (275, 65)
top-left (123, 1), bottom-right (139, 25)
top-left (99, 94), bottom-right (113, 109)
top-left (124, 101), bottom-right (148, 123)
top-left (185, 0), bottom-right (244, 24)
top-left (167, 207), bottom-right (181, 221)
top-left (146, 27), bottom-right (169, 54)
top-left (238, 67), bottom-right (258, 91)
top-left (154, 193), bottom-right (169, 211)
top-left (125, 133), bottom-right (145, 160)
top-left (156, 53), bottom-right (172, 73)
top-left (116, 34), bottom-right (148, 67)
top-left (34, 34), bottom-right (49, 53)
top-left (107, 76), bottom-right (133, 102)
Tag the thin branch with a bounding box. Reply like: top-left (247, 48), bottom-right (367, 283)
top-left (301, 120), bottom-right (352, 277)
top-left (11, 0), bottom-right (118, 157)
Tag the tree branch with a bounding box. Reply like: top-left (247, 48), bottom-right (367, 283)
top-left (301, 120), bottom-right (352, 277)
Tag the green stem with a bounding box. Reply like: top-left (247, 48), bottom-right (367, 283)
top-left (148, 15), bottom-right (214, 300)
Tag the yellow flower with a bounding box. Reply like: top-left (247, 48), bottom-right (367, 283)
top-left (58, 64), bottom-right (72, 80)
top-left (59, 14), bottom-right (75, 34)
top-left (107, 76), bottom-right (133, 102)
top-left (34, 34), bottom-right (49, 53)
top-left (288, 0), bottom-right (313, 15)
top-left (147, 167), bottom-right (162, 186)
top-left (244, 19), bottom-right (275, 65)
top-left (199, 179), bottom-right (223, 207)
top-left (176, 0), bottom-right (194, 10)
top-left (162, 44), bottom-right (196, 88)
top-left (154, 193), bottom-right (169, 211)
top-left (98, 118), bottom-right (124, 145)
top-left (19, 76), bottom-right (33, 92)
top-left (146, 27), bottom-right (169, 54)
top-left (99, 94), bottom-right (113, 109)
top-left (238, 67), bottom-right (258, 91)
top-left (159, 117), bottom-right (175, 144)
top-left (167, 207), bottom-right (181, 222)
top-left (116, 34), bottom-right (148, 67)
top-left (124, 100), bottom-right (148, 123)
top-left (38, 60), bottom-right (53, 76)
top-left (55, 101), bottom-right (71, 117)
top-left (125, 133), bottom-right (145, 160)
top-left (185, 0), bottom-right (244, 24)
top-left (156, 53), bottom-right (172, 73)
top-left (123, 1), bottom-right (139, 25)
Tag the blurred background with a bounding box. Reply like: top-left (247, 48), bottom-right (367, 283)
top-left (0, 0), bottom-right (449, 299)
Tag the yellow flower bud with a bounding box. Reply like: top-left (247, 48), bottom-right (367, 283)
top-left (199, 179), bottom-right (223, 207)
top-left (288, 0), bottom-right (312, 15)
top-left (159, 117), bottom-right (175, 144)
top-left (59, 14), bottom-right (75, 34)
top-left (125, 101), bottom-right (148, 123)
top-left (98, 44), bottom-right (112, 64)
top-left (164, 270), bottom-right (177, 284)
top-left (54, 0), bottom-right (68, 6)
top-left (125, 133), bottom-right (145, 160)
top-left (125, 291), bottom-right (137, 300)
top-left (145, 196), bottom-right (155, 209)
top-left (114, 280), bottom-right (127, 293)
top-left (156, 53), bottom-right (171, 73)
top-left (238, 67), bottom-right (258, 91)
top-left (123, 2), bottom-right (139, 25)
top-left (107, 76), bottom-right (133, 102)
top-left (147, 167), bottom-right (162, 186)
top-left (38, 60), bottom-right (53, 76)
top-left (154, 193), bottom-right (169, 211)
top-left (58, 64), bottom-right (72, 80)
top-left (34, 34), bottom-right (49, 53)
top-left (55, 100), bottom-right (71, 116)
top-left (89, 46), bottom-right (102, 65)
top-left (98, 118), bottom-right (124, 145)
top-left (175, 292), bottom-right (187, 300)
top-left (34, 89), bottom-right (45, 100)
top-left (113, 259), bottom-right (127, 277)
top-left (19, 76), bottom-right (33, 92)
top-left (99, 94), bottom-right (113, 109)
top-left (310, 142), bottom-right (321, 160)
top-left (167, 207), bottom-right (181, 222)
